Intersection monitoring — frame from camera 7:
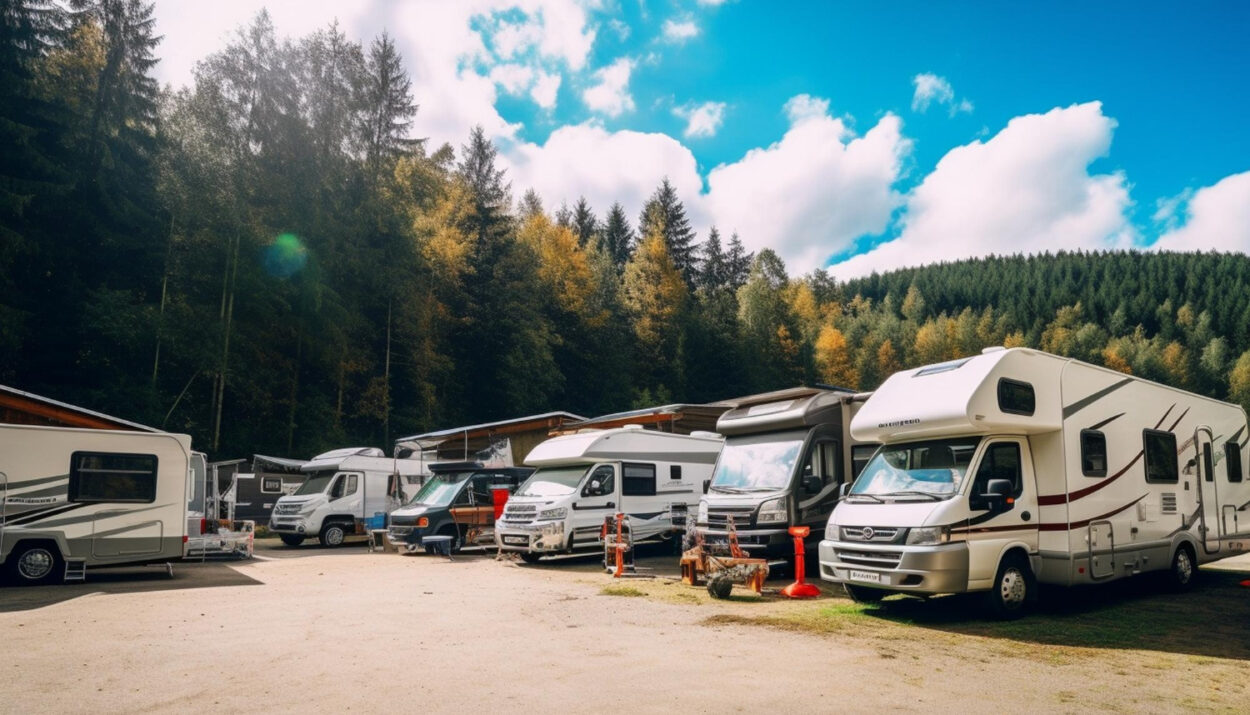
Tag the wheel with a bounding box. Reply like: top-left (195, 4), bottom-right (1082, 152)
top-left (1166, 544), bottom-right (1196, 592)
top-left (279, 534), bottom-right (304, 547)
top-left (844, 583), bottom-right (887, 603)
top-left (519, 552), bottom-right (543, 564)
top-left (319, 523), bottom-right (346, 547)
top-left (707, 575), bottom-right (733, 599)
top-left (10, 542), bottom-right (64, 586)
top-left (985, 553), bottom-right (1034, 619)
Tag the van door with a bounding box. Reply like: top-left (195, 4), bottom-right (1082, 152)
top-left (796, 439), bottom-right (841, 531)
top-left (574, 464), bottom-right (618, 547)
top-left (1195, 427), bottom-right (1220, 555)
top-left (329, 472), bottom-right (363, 516)
top-left (964, 438), bottom-right (1040, 586)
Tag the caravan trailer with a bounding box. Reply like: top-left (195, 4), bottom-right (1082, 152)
top-left (0, 424), bottom-right (192, 585)
top-left (495, 427), bottom-right (722, 563)
top-left (695, 387), bottom-right (875, 557)
top-left (819, 347), bottom-right (1250, 617)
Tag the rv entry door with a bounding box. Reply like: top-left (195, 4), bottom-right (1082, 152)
top-left (1195, 427), bottom-right (1220, 555)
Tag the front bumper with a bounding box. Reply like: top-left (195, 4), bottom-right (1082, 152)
top-left (818, 539), bottom-right (970, 594)
top-left (695, 526), bottom-right (793, 555)
top-left (269, 517), bottom-right (309, 534)
top-left (495, 522), bottom-right (568, 553)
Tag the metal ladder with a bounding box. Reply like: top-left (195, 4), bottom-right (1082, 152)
top-left (64, 559), bottom-right (87, 583)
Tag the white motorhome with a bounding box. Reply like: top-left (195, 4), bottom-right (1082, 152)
top-left (820, 347), bottom-right (1250, 617)
top-left (495, 426), bottom-right (723, 563)
top-left (268, 447), bottom-right (423, 547)
top-left (1, 424), bottom-right (192, 585)
top-left (695, 387), bottom-right (874, 557)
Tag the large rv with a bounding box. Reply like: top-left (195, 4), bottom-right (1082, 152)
top-left (1, 424), bottom-right (192, 585)
top-left (495, 427), bottom-right (723, 563)
top-left (695, 387), bottom-right (875, 556)
top-left (820, 347), bottom-right (1250, 617)
top-left (269, 447), bottom-right (423, 547)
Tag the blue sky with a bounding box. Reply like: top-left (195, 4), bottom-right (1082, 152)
top-left (153, 1), bottom-right (1250, 277)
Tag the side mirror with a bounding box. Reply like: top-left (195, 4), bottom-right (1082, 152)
top-left (802, 475), bottom-right (822, 495)
top-left (838, 483), bottom-right (851, 500)
top-left (981, 479), bottom-right (1013, 511)
top-left (703, 479), bottom-right (711, 495)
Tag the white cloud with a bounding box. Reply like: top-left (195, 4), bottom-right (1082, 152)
top-left (696, 0), bottom-right (732, 5)
top-left (828, 102), bottom-right (1134, 280)
top-left (784, 94), bottom-right (835, 127)
top-left (912, 73), bottom-right (973, 116)
top-left (530, 70), bottom-right (562, 109)
top-left (1152, 171), bottom-right (1250, 253)
top-left (582, 57), bottom-right (635, 117)
top-left (489, 63), bottom-right (536, 94)
top-left (608, 18), bottom-right (630, 41)
top-left (674, 101), bottom-right (726, 138)
top-left (662, 19), bottom-right (698, 42)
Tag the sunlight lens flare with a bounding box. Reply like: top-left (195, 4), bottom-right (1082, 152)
top-left (264, 233), bottom-right (308, 278)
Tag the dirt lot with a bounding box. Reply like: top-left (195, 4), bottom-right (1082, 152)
top-left (3, 540), bottom-right (1249, 713)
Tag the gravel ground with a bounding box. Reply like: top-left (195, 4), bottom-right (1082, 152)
top-left (2, 542), bottom-right (1248, 713)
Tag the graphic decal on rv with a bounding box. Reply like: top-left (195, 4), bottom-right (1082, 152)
top-left (6, 503), bottom-right (86, 526)
top-left (950, 524), bottom-right (1038, 536)
top-left (1167, 507), bottom-right (1204, 537)
top-left (1038, 494), bottom-right (1147, 531)
top-left (1087, 412), bottom-right (1125, 431)
top-left (0, 473), bottom-right (71, 491)
top-left (1062, 378), bottom-right (1133, 419)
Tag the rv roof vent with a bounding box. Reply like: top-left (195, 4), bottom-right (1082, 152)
top-left (621, 423), bottom-right (644, 430)
top-left (982, 346), bottom-right (1006, 354)
top-left (689, 430), bottom-right (723, 440)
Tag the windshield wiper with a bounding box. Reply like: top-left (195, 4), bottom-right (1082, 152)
top-left (710, 486), bottom-right (745, 494)
top-left (844, 493), bottom-right (883, 503)
top-left (883, 490), bottom-right (943, 501)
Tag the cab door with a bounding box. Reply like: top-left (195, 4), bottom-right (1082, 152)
top-left (1195, 427), bottom-right (1220, 555)
top-left (963, 438), bottom-right (1040, 586)
top-left (328, 472), bottom-right (363, 515)
top-left (574, 464), bottom-right (618, 546)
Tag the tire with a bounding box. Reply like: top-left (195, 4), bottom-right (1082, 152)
top-left (9, 542), bottom-right (64, 586)
top-left (844, 583), bottom-right (887, 603)
top-left (319, 523), bottom-right (346, 547)
top-left (985, 553), bottom-right (1035, 619)
top-left (519, 552), bottom-right (543, 565)
top-left (1166, 544), bottom-right (1196, 592)
top-left (707, 575), bottom-right (734, 599)
top-left (439, 526), bottom-right (461, 554)
top-left (279, 534), bottom-right (304, 547)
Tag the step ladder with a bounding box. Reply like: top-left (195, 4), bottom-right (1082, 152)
top-left (64, 559), bottom-right (87, 583)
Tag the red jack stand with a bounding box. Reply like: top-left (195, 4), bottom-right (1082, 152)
top-left (781, 526), bottom-right (821, 598)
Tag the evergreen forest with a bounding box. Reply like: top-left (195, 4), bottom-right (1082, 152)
top-left (3, 5), bottom-right (1249, 459)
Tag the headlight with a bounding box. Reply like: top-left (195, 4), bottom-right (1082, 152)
top-left (538, 507), bottom-right (567, 520)
top-left (697, 500), bottom-right (708, 525)
top-left (905, 526), bottom-right (951, 545)
top-left (824, 516), bottom-right (838, 541)
top-left (757, 496), bottom-right (788, 524)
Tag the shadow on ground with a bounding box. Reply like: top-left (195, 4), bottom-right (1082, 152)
top-left (858, 566), bottom-right (1250, 660)
top-left (0, 560), bottom-right (262, 613)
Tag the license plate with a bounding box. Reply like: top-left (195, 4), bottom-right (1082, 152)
top-left (503, 536), bottom-right (527, 545)
top-left (848, 569), bottom-right (881, 584)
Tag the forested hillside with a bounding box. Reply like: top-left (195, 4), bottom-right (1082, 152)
top-left (3, 5), bottom-right (1248, 459)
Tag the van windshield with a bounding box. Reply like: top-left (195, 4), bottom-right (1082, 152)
top-left (516, 466), bottom-right (589, 498)
top-left (849, 437), bottom-right (982, 500)
top-left (710, 433), bottom-right (805, 492)
top-left (407, 472), bottom-right (472, 507)
top-left (294, 473), bottom-right (334, 496)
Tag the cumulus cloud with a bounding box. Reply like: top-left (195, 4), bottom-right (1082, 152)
top-left (674, 101), bottom-right (726, 138)
top-left (530, 70), bottom-right (562, 109)
top-left (912, 73), bottom-right (974, 116)
top-left (828, 102), bottom-right (1134, 280)
top-left (489, 63), bottom-right (536, 94)
top-left (1152, 171), bottom-right (1250, 253)
top-left (662, 19), bottom-right (699, 42)
top-left (582, 57), bottom-right (636, 117)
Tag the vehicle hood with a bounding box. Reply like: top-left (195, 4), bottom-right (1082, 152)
top-left (504, 494), bottom-right (565, 507)
top-left (703, 490), bottom-right (785, 507)
top-left (275, 495), bottom-right (323, 507)
top-left (390, 505), bottom-right (431, 518)
top-left (830, 499), bottom-right (955, 528)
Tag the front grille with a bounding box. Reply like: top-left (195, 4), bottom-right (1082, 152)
top-left (273, 503), bottom-right (301, 515)
top-left (502, 503), bottom-right (537, 525)
top-left (389, 526), bottom-right (413, 537)
top-left (706, 507), bottom-right (754, 530)
top-left (1161, 493), bottom-right (1177, 514)
top-left (840, 526), bottom-right (903, 543)
top-left (835, 548), bottom-right (902, 569)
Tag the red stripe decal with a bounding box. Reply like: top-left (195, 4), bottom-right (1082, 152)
top-left (1038, 451), bottom-right (1143, 505)
top-left (950, 525), bottom-right (1040, 535)
top-left (1038, 495), bottom-right (1146, 531)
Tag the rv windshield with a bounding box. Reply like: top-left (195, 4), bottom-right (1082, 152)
top-left (294, 473), bottom-right (334, 496)
top-left (849, 437), bottom-right (982, 499)
top-left (515, 466), bottom-right (589, 498)
top-left (710, 432), bottom-right (805, 492)
top-left (407, 472), bottom-right (472, 507)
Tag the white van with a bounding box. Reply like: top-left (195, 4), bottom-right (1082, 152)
top-left (268, 447), bottom-right (422, 547)
top-left (495, 427), bottom-right (722, 563)
top-left (1, 424), bottom-right (192, 585)
top-left (819, 347), bottom-right (1250, 617)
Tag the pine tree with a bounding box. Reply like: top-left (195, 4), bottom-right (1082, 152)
top-left (726, 231), bottom-right (752, 288)
top-left (697, 226), bottom-right (726, 291)
top-left (571, 196), bottom-right (597, 248)
top-left (638, 178), bottom-right (697, 284)
top-left (601, 201), bottom-right (634, 270)
top-left (358, 31), bottom-right (418, 186)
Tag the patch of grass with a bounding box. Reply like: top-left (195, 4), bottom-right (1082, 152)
top-left (600, 585), bottom-right (646, 598)
top-left (699, 601), bottom-right (882, 636)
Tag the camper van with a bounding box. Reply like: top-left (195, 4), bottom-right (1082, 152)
top-left (820, 347), bottom-right (1250, 617)
top-left (269, 447), bottom-right (423, 547)
top-left (495, 427), bottom-right (723, 563)
top-left (0, 424), bottom-right (192, 585)
top-left (387, 462), bottom-right (533, 552)
top-left (694, 388), bottom-right (874, 556)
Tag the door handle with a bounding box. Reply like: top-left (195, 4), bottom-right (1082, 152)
top-left (606, 502), bottom-right (615, 509)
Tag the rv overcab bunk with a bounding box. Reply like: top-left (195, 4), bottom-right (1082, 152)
top-left (820, 346), bottom-right (1250, 618)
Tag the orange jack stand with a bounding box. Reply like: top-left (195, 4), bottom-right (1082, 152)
top-left (781, 526), bottom-right (821, 599)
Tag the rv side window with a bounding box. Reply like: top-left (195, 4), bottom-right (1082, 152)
top-left (1142, 430), bottom-right (1178, 484)
top-left (851, 445), bottom-right (877, 480)
top-left (670, 465), bottom-right (681, 480)
top-left (343, 474), bottom-right (359, 496)
top-left (1080, 430), bottom-right (1107, 477)
top-left (1227, 442), bottom-right (1244, 483)
top-left (69, 452), bottom-right (159, 504)
top-left (622, 463), bottom-right (656, 497)
top-left (1203, 443), bottom-right (1214, 483)
top-left (968, 442), bottom-right (1023, 509)
top-left (997, 378), bottom-right (1035, 416)
top-left (261, 477), bottom-right (283, 493)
